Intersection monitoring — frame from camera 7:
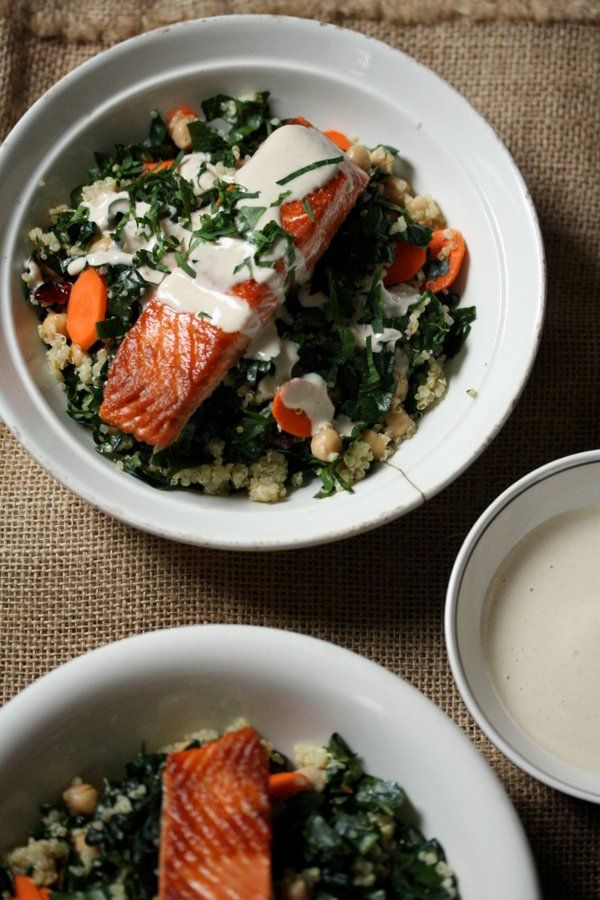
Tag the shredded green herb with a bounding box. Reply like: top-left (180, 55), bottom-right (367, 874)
top-left (276, 155), bottom-right (343, 186)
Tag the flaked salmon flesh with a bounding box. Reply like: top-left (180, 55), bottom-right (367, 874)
top-left (99, 123), bottom-right (369, 446)
top-left (159, 726), bottom-right (272, 900)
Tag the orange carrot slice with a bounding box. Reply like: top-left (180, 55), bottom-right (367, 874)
top-left (268, 770), bottom-right (314, 800)
top-left (167, 105), bottom-right (199, 126)
top-left (425, 228), bottom-right (466, 293)
top-left (159, 727), bottom-right (272, 900)
top-left (13, 875), bottom-right (46, 900)
top-left (324, 130), bottom-right (352, 151)
top-left (66, 268), bottom-right (107, 351)
top-left (143, 159), bottom-right (175, 173)
top-left (383, 242), bottom-right (427, 286)
top-left (272, 391), bottom-right (312, 438)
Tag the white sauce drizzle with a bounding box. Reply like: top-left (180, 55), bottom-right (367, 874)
top-left (350, 324), bottom-right (403, 352)
top-left (67, 245), bottom-right (134, 276)
top-left (298, 284), bottom-right (328, 309)
top-left (155, 268), bottom-right (260, 334)
top-left (484, 506), bottom-right (600, 774)
top-left (382, 284), bottom-right (421, 318)
top-left (257, 339), bottom-right (300, 399)
top-left (277, 373), bottom-right (334, 435)
top-left (244, 320), bottom-right (281, 361)
top-left (82, 190), bottom-right (130, 231)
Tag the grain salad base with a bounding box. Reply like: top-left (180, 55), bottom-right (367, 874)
top-left (0, 6), bottom-right (599, 900)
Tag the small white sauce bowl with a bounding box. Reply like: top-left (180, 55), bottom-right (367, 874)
top-left (446, 450), bottom-right (600, 802)
top-left (0, 626), bottom-right (539, 898)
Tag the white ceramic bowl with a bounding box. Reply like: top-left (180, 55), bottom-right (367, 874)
top-left (0, 16), bottom-right (545, 549)
top-left (0, 626), bottom-right (539, 897)
top-left (446, 450), bottom-right (600, 803)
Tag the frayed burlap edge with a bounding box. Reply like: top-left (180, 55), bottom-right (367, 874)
top-left (2, 0), bottom-right (599, 45)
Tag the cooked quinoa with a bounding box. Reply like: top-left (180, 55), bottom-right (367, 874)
top-left (24, 91), bottom-right (474, 502)
top-left (0, 729), bottom-right (459, 899)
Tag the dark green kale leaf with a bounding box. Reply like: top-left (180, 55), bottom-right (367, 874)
top-left (188, 120), bottom-right (236, 167)
top-left (443, 306), bottom-right (476, 359)
top-left (202, 91), bottom-right (275, 157)
top-left (96, 266), bottom-right (148, 341)
top-left (146, 109), bottom-right (168, 147)
top-left (272, 733), bottom-right (460, 899)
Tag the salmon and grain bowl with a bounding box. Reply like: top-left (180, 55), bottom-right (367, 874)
top-left (25, 92), bottom-right (474, 502)
top-left (0, 724), bottom-right (459, 898)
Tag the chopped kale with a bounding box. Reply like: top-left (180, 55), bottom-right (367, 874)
top-left (1, 733), bottom-right (458, 899)
top-left (25, 91), bottom-right (475, 502)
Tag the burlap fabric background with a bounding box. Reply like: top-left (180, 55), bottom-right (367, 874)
top-left (1, 0), bottom-right (599, 895)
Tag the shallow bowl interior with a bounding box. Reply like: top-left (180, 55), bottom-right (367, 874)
top-left (0, 16), bottom-right (544, 548)
top-left (446, 451), bottom-right (600, 802)
top-left (0, 626), bottom-right (539, 899)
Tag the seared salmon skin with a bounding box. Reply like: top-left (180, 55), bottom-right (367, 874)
top-left (159, 726), bottom-right (272, 900)
top-left (99, 120), bottom-right (370, 446)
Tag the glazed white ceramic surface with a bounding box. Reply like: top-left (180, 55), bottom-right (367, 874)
top-left (0, 626), bottom-right (539, 898)
top-left (0, 16), bottom-right (545, 549)
top-left (446, 450), bottom-right (600, 802)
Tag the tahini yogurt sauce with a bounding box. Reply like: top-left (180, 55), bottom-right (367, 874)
top-left (68, 124), bottom-right (346, 337)
top-left (483, 506), bottom-right (600, 773)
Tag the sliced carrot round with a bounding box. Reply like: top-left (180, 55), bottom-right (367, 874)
top-left (143, 159), bottom-right (175, 173)
top-left (272, 391), bottom-right (312, 438)
top-left (383, 242), bottom-right (427, 286)
top-left (14, 875), bottom-right (46, 900)
top-left (268, 770), bottom-right (313, 800)
top-left (167, 105), bottom-right (199, 126)
top-left (324, 129), bottom-right (352, 152)
top-left (425, 228), bottom-right (466, 293)
top-left (66, 268), bottom-right (107, 351)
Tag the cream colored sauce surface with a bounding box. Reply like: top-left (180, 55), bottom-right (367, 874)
top-left (155, 268), bottom-right (260, 334)
top-left (483, 506), bottom-right (600, 773)
top-left (256, 339), bottom-right (300, 400)
top-left (278, 373), bottom-right (335, 435)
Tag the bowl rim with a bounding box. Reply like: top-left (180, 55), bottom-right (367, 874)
top-left (445, 448), bottom-right (600, 803)
top-left (0, 623), bottom-right (540, 897)
top-left (0, 15), bottom-right (546, 550)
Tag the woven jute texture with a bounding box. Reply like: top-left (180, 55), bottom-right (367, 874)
top-left (1, 2), bottom-right (599, 896)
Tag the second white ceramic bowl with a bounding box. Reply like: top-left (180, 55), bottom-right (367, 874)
top-left (0, 626), bottom-right (539, 898)
top-left (446, 450), bottom-right (600, 802)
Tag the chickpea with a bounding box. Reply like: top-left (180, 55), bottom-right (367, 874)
top-left (88, 234), bottom-right (111, 253)
top-left (69, 343), bottom-right (86, 367)
top-left (370, 145), bottom-right (396, 173)
top-left (383, 176), bottom-right (413, 207)
top-left (63, 781), bottom-right (99, 816)
top-left (168, 111), bottom-right (198, 151)
top-left (362, 429), bottom-right (389, 461)
top-left (73, 830), bottom-right (99, 863)
top-left (345, 143), bottom-right (371, 172)
top-left (40, 311), bottom-right (67, 343)
top-left (281, 878), bottom-right (309, 900)
top-left (385, 407), bottom-right (415, 439)
top-left (393, 371), bottom-right (409, 402)
top-left (310, 426), bottom-right (342, 461)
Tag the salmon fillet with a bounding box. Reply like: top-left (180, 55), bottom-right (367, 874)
top-left (159, 726), bottom-right (272, 900)
top-left (99, 121), bottom-right (369, 446)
